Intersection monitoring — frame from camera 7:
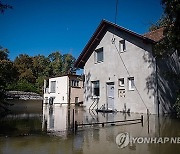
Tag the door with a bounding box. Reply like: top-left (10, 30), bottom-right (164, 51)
top-left (107, 82), bottom-right (115, 110)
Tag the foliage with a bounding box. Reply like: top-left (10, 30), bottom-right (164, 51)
top-left (0, 46), bottom-right (9, 60)
top-left (3, 51), bottom-right (76, 95)
top-left (150, 0), bottom-right (180, 57)
top-left (174, 94), bottom-right (180, 118)
top-left (0, 1), bottom-right (12, 13)
top-left (0, 49), bottom-right (18, 112)
top-left (150, 0), bottom-right (180, 117)
top-left (7, 79), bottom-right (37, 93)
top-left (62, 54), bottom-right (76, 74)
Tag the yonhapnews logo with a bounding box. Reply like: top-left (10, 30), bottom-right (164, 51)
top-left (116, 132), bottom-right (180, 148)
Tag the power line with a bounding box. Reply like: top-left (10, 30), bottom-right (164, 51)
top-left (112, 0), bottom-right (119, 44)
top-left (112, 0), bottom-right (149, 112)
top-left (113, 43), bottom-right (149, 111)
top-left (114, 0), bottom-right (119, 24)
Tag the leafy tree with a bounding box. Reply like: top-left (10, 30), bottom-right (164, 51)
top-left (0, 49), bottom-right (77, 105)
top-left (14, 54), bottom-right (35, 83)
top-left (62, 54), bottom-right (76, 74)
top-left (0, 50), bottom-right (18, 112)
top-left (7, 79), bottom-right (37, 93)
top-left (35, 76), bottom-right (47, 94)
top-left (48, 51), bottom-right (63, 77)
top-left (0, 47), bottom-right (9, 60)
top-left (0, 1), bottom-right (12, 13)
top-left (150, 0), bottom-right (180, 57)
top-left (32, 55), bottom-right (50, 78)
top-left (150, 0), bottom-right (180, 117)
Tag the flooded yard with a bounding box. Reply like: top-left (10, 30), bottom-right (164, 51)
top-left (0, 101), bottom-right (180, 154)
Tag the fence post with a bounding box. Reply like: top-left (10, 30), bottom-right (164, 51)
top-left (102, 123), bottom-right (104, 127)
top-left (75, 121), bottom-right (78, 132)
top-left (147, 109), bottom-right (150, 134)
top-left (72, 109), bottom-right (75, 130)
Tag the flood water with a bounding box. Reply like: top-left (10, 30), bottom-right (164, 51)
top-left (0, 101), bottom-right (180, 154)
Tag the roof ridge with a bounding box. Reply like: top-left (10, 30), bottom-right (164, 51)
top-left (74, 19), bottom-right (156, 68)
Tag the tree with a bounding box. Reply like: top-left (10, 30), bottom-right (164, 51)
top-left (14, 54), bottom-right (35, 83)
top-left (32, 55), bottom-right (50, 78)
top-left (48, 51), bottom-right (63, 77)
top-left (150, 0), bottom-right (180, 57)
top-left (0, 1), bottom-right (12, 13)
top-left (62, 54), bottom-right (76, 74)
top-left (0, 46), bottom-right (9, 60)
top-left (150, 0), bottom-right (180, 117)
top-left (0, 49), bottom-right (18, 112)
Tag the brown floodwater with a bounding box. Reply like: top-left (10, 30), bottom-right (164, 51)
top-left (0, 101), bottom-right (180, 154)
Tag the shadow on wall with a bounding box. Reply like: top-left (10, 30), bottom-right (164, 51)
top-left (144, 51), bottom-right (180, 114)
top-left (84, 72), bottom-right (92, 102)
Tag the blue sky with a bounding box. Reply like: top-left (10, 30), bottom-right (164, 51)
top-left (0, 0), bottom-right (163, 60)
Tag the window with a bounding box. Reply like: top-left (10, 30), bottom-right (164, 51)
top-left (128, 77), bottom-right (135, 90)
top-left (71, 80), bottom-right (79, 87)
top-left (92, 81), bottom-right (100, 96)
top-left (119, 40), bottom-right (126, 52)
top-left (50, 81), bottom-right (56, 93)
top-left (76, 81), bottom-right (79, 87)
top-left (71, 80), bottom-right (75, 87)
top-left (95, 47), bottom-right (103, 63)
top-left (119, 78), bottom-right (125, 87)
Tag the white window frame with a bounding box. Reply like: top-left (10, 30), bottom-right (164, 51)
top-left (128, 77), bottom-right (135, 91)
top-left (119, 78), bottom-right (125, 87)
top-left (50, 81), bottom-right (56, 93)
top-left (95, 47), bottom-right (103, 63)
top-left (91, 80), bottom-right (100, 97)
top-left (119, 39), bottom-right (126, 52)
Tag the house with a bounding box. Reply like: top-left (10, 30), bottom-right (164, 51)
top-left (74, 20), bottom-right (180, 114)
top-left (43, 74), bottom-right (83, 106)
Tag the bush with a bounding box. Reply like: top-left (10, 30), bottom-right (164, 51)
top-left (7, 80), bottom-right (37, 93)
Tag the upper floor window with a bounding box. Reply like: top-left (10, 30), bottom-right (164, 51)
top-left (50, 81), bottom-right (56, 93)
top-left (95, 47), bottom-right (103, 63)
top-left (119, 40), bottom-right (126, 52)
top-left (128, 77), bottom-right (135, 91)
top-left (71, 80), bottom-right (79, 87)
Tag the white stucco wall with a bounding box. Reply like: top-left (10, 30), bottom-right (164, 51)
top-left (43, 75), bottom-right (84, 106)
top-left (84, 28), bottom-right (156, 114)
top-left (44, 76), bottom-right (69, 105)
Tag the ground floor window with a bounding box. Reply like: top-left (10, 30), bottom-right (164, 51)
top-left (118, 78), bottom-right (125, 87)
top-left (92, 81), bottom-right (100, 97)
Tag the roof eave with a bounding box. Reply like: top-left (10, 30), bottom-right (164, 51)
top-left (74, 20), bottom-right (156, 69)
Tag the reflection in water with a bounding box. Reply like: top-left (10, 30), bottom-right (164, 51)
top-left (0, 105), bottom-right (180, 154)
top-left (42, 106), bottom-right (70, 137)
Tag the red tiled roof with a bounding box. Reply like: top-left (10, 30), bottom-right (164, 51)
top-left (143, 27), bottom-right (164, 42)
